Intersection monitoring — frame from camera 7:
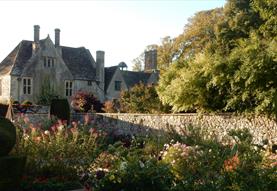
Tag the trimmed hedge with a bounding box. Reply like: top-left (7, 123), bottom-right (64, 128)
top-left (50, 99), bottom-right (70, 123)
top-left (0, 117), bottom-right (16, 156)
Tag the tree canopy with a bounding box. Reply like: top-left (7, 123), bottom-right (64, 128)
top-left (157, 0), bottom-right (277, 116)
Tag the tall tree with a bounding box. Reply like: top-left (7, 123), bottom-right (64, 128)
top-left (132, 52), bottom-right (144, 72)
top-left (158, 0), bottom-right (277, 116)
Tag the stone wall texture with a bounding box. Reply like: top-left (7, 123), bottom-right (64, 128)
top-left (19, 113), bottom-right (277, 146)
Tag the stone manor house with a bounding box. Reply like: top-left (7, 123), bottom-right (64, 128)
top-left (0, 25), bottom-right (158, 103)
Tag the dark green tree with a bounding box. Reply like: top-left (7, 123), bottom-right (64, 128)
top-left (120, 83), bottom-right (170, 113)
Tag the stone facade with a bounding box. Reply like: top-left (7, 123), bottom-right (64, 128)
top-left (0, 25), bottom-right (159, 104)
top-left (0, 25), bottom-right (104, 103)
top-left (105, 67), bottom-right (128, 100)
top-left (19, 112), bottom-right (277, 147)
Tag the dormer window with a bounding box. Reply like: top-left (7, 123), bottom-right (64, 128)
top-left (43, 56), bottom-right (55, 68)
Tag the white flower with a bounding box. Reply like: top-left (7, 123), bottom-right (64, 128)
top-left (120, 161), bottom-right (128, 170)
top-left (57, 125), bottom-right (64, 132)
top-left (139, 160), bottom-right (145, 168)
top-left (44, 130), bottom-right (50, 135)
top-left (23, 134), bottom-right (29, 140)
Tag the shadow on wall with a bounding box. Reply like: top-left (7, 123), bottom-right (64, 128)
top-left (71, 113), bottom-right (171, 137)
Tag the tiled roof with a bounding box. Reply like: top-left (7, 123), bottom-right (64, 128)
top-left (104, 66), bottom-right (118, 92)
top-left (0, 40), bottom-right (96, 80)
top-left (121, 70), bottom-right (152, 89)
top-left (0, 40), bottom-right (32, 75)
top-left (61, 46), bottom-right (96, 80)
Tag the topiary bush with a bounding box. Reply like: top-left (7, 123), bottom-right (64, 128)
top-left (50, 99), bottom-right (70, 123)
top-left (0, 117), bottom-right (16, 156)
top-left (0, 104), bottom-right (9, 117)
top-left (0, 155), bottom-right (26, 190)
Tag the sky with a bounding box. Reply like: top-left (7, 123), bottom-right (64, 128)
top-left (0, 0), bottom-right (226, 69)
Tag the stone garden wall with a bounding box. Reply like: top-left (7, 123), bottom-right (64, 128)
top-left (18, 113), bottom-right (277, 146)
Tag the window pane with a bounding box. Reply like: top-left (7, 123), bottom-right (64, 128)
top-left (28, 79), bottom-right (31, 85)
top-left (23, 79), bottom-right (26, 85)
top-left (115, 81), bottom-right (121, 91)
top-left (69, 89), bottom-right (72, 96)
top-left (23, 86), bottom-right (26, 94)
top-left (69, 82), bottom-right (72, 88)
top-left (28, 87), bottom-right (31, 94)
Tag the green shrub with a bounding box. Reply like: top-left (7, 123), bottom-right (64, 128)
top-left (0, 104), bottom-right (9, 117)
top-left (0, 117), bottom-right (16, 156)
top-left (21, 100), bottom-right (32, 106)
top-left (0, 155), bottom-right (26, 190)
top-left (50, 99), bottom-right (70, 123)
top-left (86, 144), bottom-right (173, 191)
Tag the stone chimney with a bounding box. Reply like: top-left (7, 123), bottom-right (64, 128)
top-left (144, 49), bottom-right (157, 72)
top-left (96, 50), bottom-right (105, 91)
top-left (55, 28), bottom-right (60, 47)
top-left (34, 25), bottom-right (40, 42)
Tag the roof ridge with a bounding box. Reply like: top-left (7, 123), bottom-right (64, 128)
top-left (61, 45), bottom-right (85, 49)
top-left (9, 41), bottom-right (23, 75)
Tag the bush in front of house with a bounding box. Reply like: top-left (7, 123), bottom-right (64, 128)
top-left (0, 117), bottom-right (16, 156)
top-left (13, 115), bottom-right (105, 191)
top-left (50, 99), bottom-right (70, 123)
top-left (0, 117), bottom-right (27, 190)
top-left (0, 104), bottom-right (9, 117)
top-left (81, 127), bottom-right (276, 191)
top-left (119, 83), bottom-right (171, 113)
top-left (11, 114), bottom-right (277, 191)
top-left (71, 91), bottom-right (103, 113)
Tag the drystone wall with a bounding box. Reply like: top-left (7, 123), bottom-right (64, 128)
top-left (17, 113), bottom-right (277, 146)
top-left (72, 113), bottom-right (277, 146)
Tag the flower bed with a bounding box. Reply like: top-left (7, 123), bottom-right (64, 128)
top-left (10, 114), bottom-right (276, 191)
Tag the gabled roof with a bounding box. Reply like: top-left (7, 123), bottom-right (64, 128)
top-left (0, 40), bottom-right (32, 75)
top-left (121, 70), bottom-right (152, 89)
top-left (0, 39), bottom-right (96, 80)
top-left (61, 46), bottom-right (96, 80)
top-left (104, 66), bottom-right (118, 92)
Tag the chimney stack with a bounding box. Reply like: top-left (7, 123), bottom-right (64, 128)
top-left (34, 25), bottom-right (40, 42)
top-left (144, 49), bottom-right (157, 72)
top-left (96, 50), bottom-right (105, 90)
top-left (55, 28), bottom-right (60, 46)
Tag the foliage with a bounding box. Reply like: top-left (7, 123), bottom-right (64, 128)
top-left (0, 103), bottom-right (8, 117)
top-left (0, 117), bottom-right (16, 156)
top-left (157, 0), bottom-right (277, 116)
top-left (50, 99), bottom-right (70, 123)
top-left (102, 100), bottom-right (119, 113)
top-left (37, 77), bottom-right (60, 105)
top-left (120, 83), bottom-right (171, 113)
top-left (10, 113), bottom-right (276, 190)
top-left (79, 126), bottom-right (276, 191)
top-left (0, 155), bottom-right (26, 190)
top-left (21, 100), bottom-right (32, 105)
top-left (12, 115), bottom-right (106, 190)
top-left (71, 91), bottom-right (103, 113)
top-left (83, 138), bottom-right (174, 191)
top-left (132, 52), bottom-right (144, 72)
